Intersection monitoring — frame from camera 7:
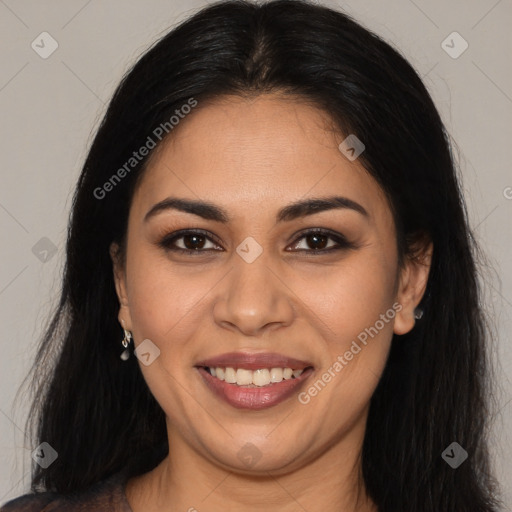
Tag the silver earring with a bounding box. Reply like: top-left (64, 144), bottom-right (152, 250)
top-left (120, 329), bottom-right (132, 361)
top-left (414, 307), bottom-right (424, 320)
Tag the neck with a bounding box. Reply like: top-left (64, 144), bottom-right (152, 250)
top-left (125, 420), bottom-right (377, 512)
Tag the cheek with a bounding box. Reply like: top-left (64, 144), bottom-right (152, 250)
top-left (294, 263), bottom-right (396, 439)
top-left (303, 250), bottom-right (397, 395)
top-left (308, 250), bottom-right (398, 341)
top-left (123, 251), bottom-right (213, 417)
top-left (124, 249), bottom-right (209, 351)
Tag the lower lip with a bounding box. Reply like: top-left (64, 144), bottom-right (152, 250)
top-left (196, 367), bottom-right (314, 410)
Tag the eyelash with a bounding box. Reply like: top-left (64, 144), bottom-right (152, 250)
top-left (158, 228), bottom-right (356, 256)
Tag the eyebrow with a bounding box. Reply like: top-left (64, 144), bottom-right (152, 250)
top-left (144, 195), bottom-right (369, 223)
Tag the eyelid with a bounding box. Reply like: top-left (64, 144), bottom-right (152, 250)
top-left (157, 227), bottom-right (357, 255)
top-left (158, 228), bottom-right (223, 253)
top-left (288, 227), bottom-right (354, 249)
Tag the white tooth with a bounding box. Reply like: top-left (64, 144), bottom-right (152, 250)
top-left (292, 369), bottom-right (304, 378)
top-left (253, 369), bottom-right (271, 386)
top-left (283, 368), bottom-right (293, 379)
top-left (270, 368), bottom-right (283, 382)
top-left (236, 368), bottom-right (253, 385)
top-left (210, 367), bottom-right (217, 377)
top-left (215, 367), bottom-right (225, 380)
top-left (224, 367), bottom-right (237, 383)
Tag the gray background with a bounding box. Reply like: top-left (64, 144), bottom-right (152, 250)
top-left (0, 0), bottom-right (511, 507)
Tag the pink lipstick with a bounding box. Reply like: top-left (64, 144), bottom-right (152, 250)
top-left (195, 352), bottom-right (314, 410)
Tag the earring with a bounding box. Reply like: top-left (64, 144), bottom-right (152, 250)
top-left (120, 329), bottom-right (132, 361)
top-left (414, 307), bottom-right (424, 320)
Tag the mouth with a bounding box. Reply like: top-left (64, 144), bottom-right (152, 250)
top-left (199, 365), bottom-right (312, 386)
top-left (194, 352), bottom-right (315, 410)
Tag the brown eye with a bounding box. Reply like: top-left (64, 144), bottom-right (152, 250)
top-left (159, 228), bottom-right (355, 256)
top-left (289, 229), bottom-right (355, 253)
top-left (304, 233), bottom-right (329, 250)
top-left (181, 233), bottom-right (208, 250)
top-left (159, 229), bottom-right (222, 254)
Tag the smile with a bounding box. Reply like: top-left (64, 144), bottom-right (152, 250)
top-left (195, 352), bottom-right (315, 410)
top-left (203, 366), bottom-right (307, 386)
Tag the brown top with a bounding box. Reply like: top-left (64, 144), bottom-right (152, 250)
top-left (0, 468), bottom-right (133, 512)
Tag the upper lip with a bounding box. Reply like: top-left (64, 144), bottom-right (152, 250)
top-left (195, 352), bottom-right (314, 370)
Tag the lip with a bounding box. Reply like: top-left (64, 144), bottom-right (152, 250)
top-left (196, 365), bottom-right (314, 410)
top-left (194, 352), bottom-right (315, 410)
top-left (195, 351), bottom-right (313, 371)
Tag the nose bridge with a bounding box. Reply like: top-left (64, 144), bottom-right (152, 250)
top-left (232, 251), bottom-right (273, 306)
top-left (213, 246), bottom-right (294, 335)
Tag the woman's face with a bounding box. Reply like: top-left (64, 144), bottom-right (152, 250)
top-left (112, 93), bottom-right (429, 475)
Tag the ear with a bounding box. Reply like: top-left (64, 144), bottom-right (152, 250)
top-left (393, 234), bottom-right (433, 335)
top-left (109, 241), bottom-right (133, 331)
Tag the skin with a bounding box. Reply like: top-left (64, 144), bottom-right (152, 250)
top-left (111, 93), bottom-right (432, 512)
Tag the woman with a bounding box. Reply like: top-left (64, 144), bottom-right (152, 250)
top-left (0, 0), bottom-right (502, 510)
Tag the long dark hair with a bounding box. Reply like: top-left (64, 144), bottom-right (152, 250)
top-left (19, 0), bottom-right (501, 510)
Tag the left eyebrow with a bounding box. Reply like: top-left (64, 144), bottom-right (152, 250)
top-left (144, 195), bottom-right (369, 223)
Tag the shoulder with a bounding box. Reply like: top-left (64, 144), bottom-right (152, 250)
top-left (0, 469), bottom-right (132, 512)
top-left (0, 491), bottom-right (58, 511)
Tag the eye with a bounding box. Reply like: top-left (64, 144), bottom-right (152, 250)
top-left (159, 229), bottom-right (222, 255)
top-left (158, 228), bottom-right (356, 256)
top-left (287, 228), bottom-right (356, 254)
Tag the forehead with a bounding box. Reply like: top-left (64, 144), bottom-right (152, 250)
top-left (131, 94), bottom-right (391, 225)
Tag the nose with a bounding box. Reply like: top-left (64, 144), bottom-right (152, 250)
top-left (213, 251), bottom-right (295, 337)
